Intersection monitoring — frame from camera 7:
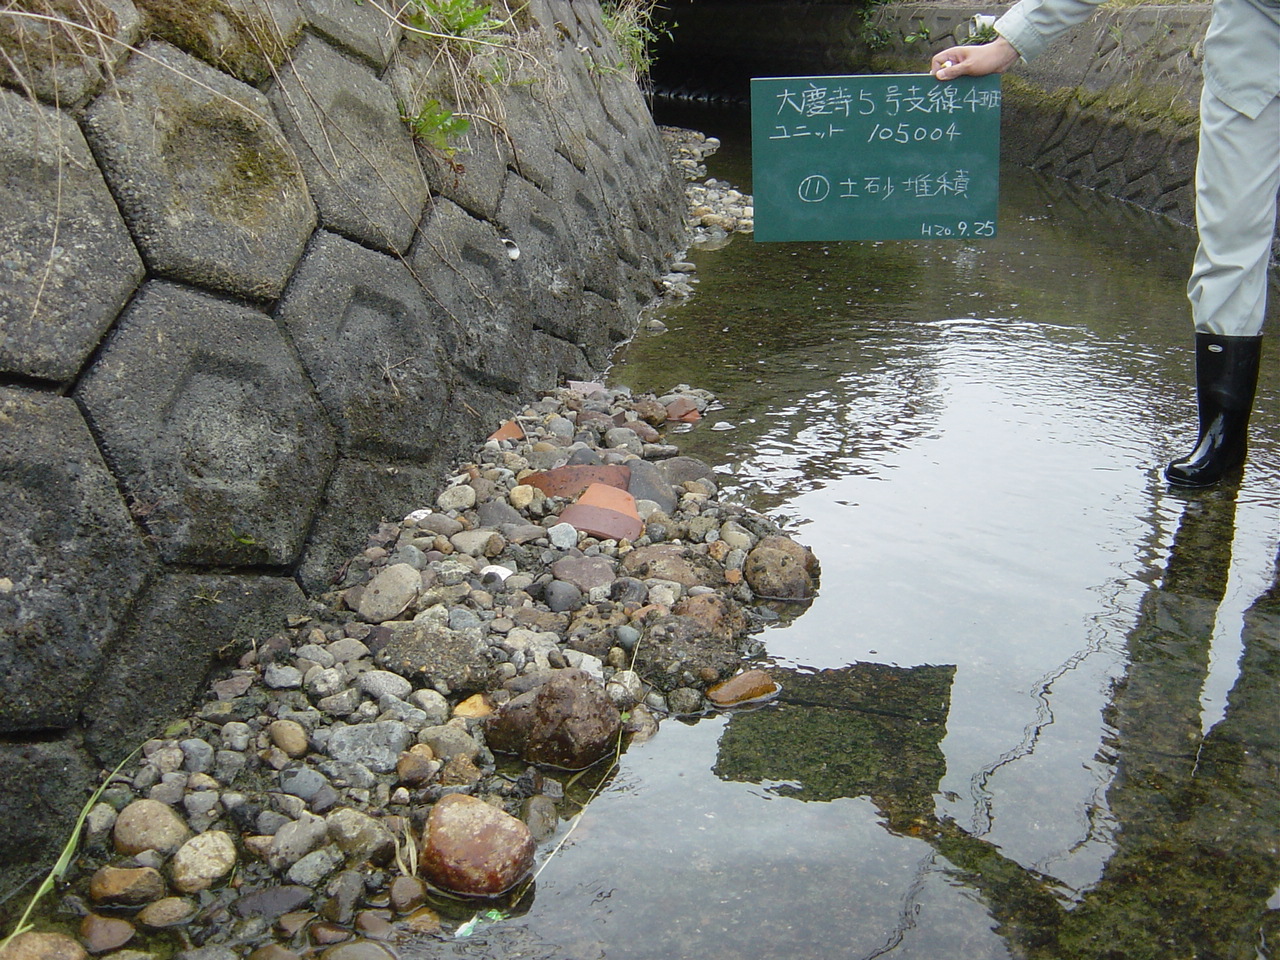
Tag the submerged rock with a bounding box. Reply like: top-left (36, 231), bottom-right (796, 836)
top-left (418, 794), bottom-right (535, 897)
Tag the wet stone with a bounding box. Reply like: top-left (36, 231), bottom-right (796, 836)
top-left (1, 932), bottom-right (88, 960)
top-left (232, 885), bottom-right (315, 920)
top-left (88, 866), bottom-right (165, 906)
top-left (418, 794), bottom-right (535, 897)
top-left (171, 830), bottom-right (236, 893)
top-left (135, 897), bottom-right (197, 929)
top-left (113, 799), bottom-right (191, 856)
top-left (707, 669), bottom-right (781, 707)
top-left (78, 914), bottom-right (134, 954)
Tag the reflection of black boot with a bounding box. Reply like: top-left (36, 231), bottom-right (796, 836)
top-left (1165, 334), bottom-right (1262, 487)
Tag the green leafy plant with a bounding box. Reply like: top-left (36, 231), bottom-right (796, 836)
top-left (402, 98), bottom-right (471, 154)
top-left (902, 20), bottom-right (931, 44)
top-left (402, 0), bottom-right (506, 48)
top-left (600, 0), bottom-right (671, 82)
top-left (963, 23), bottom-right (999, 45)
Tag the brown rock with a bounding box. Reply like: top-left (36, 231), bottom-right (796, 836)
top-left (551, 556), bottom-right (618, 593)
top-left (113, 798), bottom-right (192, 856)
top-left (419, 794), bottom-right (535, 897)
top-left (399, 906), bottom-right (442, 936)
top-left (388, 875), bottom-right (427, 914)
top-left (135, 896), bottom-right (197, 929)
top-left (743, 536), bottom-right (819, 600)
top-left (619, 543), bottom-right (724, 588)
top-left (395, 745), bottom-right (439, 786)
top-left (354, 910), bottom-right (395, 939)
top-left (269, 719), bottom-right (310, 758)
top-left (276, 912), bottom-right (316, 938)
top-left (0, 932), bottom-right (87, 960)
top-left (630, 397), bottom-right (668, 426)
top-left (438, 754), bottom-right (483, 787)
top-left (88, 865), bottom-right (166, 906)
top-left (248, 945), bottom-right (304, 960)
top-left (452, 693), bottom-right (493, 718)
top-left (310, 922), bottom-right (351, 945)
top-left (672, 593), bottom-right (746, 641)
top-left (78, 914), bottom-right (134, 955)
top-left (528, 670), bottom-right (623, 769)
top-left (707, 669), bottom-right (782, 707)
top-left (319, 941), bottom-right (397, 960)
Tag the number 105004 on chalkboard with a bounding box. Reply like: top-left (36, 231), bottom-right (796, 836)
top-left (750, 73), bottom-right (1001, 243)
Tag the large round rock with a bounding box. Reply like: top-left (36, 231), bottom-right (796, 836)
top-left (418, 794), bottom-right (534, 898)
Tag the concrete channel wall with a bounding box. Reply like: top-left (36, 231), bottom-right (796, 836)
top-left (658, 0), bottom-right (1278, 270)
top-left (0, 0), bottom-right (684, 895)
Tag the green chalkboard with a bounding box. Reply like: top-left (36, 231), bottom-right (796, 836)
top-left (751, 73), bottom-right (1001, 242)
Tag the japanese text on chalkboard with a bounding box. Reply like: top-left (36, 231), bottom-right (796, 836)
top-left (750, 73), bottom-right (1002, 242)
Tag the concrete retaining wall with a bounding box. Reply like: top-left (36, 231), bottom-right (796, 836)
top-left (0, 0), bottom-right (683, 896)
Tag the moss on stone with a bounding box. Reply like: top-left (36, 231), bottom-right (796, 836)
top-left (0, 0), bottom-right (120, 93)
top-left (132, 0), bottom-right (301, 84)
top-left (1003, 73), bottom-right (1198, 135)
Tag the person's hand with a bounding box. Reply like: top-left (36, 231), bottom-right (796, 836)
top-left (931, 38), bottom-right (1021, 80)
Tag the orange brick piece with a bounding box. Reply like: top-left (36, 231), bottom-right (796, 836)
top-left (522, 464), bottom-right (631, 499)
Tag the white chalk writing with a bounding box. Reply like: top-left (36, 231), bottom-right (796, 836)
top-left (775, 81), bottom-right (1000, 124)
top-left (798, 169), bottom-right (973, 203)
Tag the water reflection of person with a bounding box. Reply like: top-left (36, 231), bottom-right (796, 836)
top-left (930, 0), bottom-right (1279, 487)
top-left (927, 491), bottom-right (1280, 956)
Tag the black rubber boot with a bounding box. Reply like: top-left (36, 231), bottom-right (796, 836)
top-left (1165, 333), bottom-right (1262, 487)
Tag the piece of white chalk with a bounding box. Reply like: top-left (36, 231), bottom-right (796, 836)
top-left (943, 60), bottom-right (954, 68)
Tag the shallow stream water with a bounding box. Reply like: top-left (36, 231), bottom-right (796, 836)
top-left (406, 108), bottom-right (1280, 959)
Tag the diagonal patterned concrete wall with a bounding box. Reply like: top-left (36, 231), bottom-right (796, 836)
top-left (0, 0), bottom-right (684, 894)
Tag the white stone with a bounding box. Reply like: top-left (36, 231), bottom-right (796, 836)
top-left (170, 831), bottom-right (236, 893)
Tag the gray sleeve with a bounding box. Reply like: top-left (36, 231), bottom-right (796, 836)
top-left (994, 0), bottom-right (1109, 60)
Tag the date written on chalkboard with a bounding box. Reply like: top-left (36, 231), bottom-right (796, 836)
top-left (751, 73), bottom-right (1002, 242)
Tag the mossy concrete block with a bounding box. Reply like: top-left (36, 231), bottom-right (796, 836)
top-left (551, 156), bottom-right (627, 304)
top-left (82, 573), bottom-right (308, 765)
top-left (296, 456), bottom-right (455, 594)
top-left (420, 121), bottom-right (512, 222)
top-left (82, 41), bottom-right (315, 301)
top-left (409, 198), bottom-right (528, 394)
top-left (75, 281), bottom-right (337, 566)
top-left (498, 85), bottom-right (561, 192)
top-left (135, 0), bottom-right (304, 85)
top-left (496, 172), bottom-right (582, 333)
top-left (0, 0), bottom-right (141, 108)
top-left (299, 0), bottom-right (401, 70)
top-left (269, 36), bottom-right (426, 255)
top-left (0, 737), bottom-right (98, 897)
top-left (0, 89), bottom-right (144, 383)
top-left (276, 231), bottom-right (449, 457)
top-left (0, 387), bottom-right (152, 732)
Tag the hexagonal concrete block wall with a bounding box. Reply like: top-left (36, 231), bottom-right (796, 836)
top-left (134, 0), bottom-right (304, 85)
top-left (76, 281), bottom-right (337, 567)
top-left (82, 572), bottom-right (309, 764)
top-left (269, 36), bottom-right (427, 255)
top-left (82, 41), bottom-right (316, 302)
top-left (0, 0), bottom-right (141, 109)
top-left (0, 388), bottom-right (153, 732)
top-left (0, 89), bottom-right (145, 383)
top-left (276, 231), bottom-right (451, 458)
top-left (410, 198), bottom-right (529, 395)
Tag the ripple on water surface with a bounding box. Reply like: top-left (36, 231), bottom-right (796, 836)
top-left (405, 115), bottom-right (1280, 959)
